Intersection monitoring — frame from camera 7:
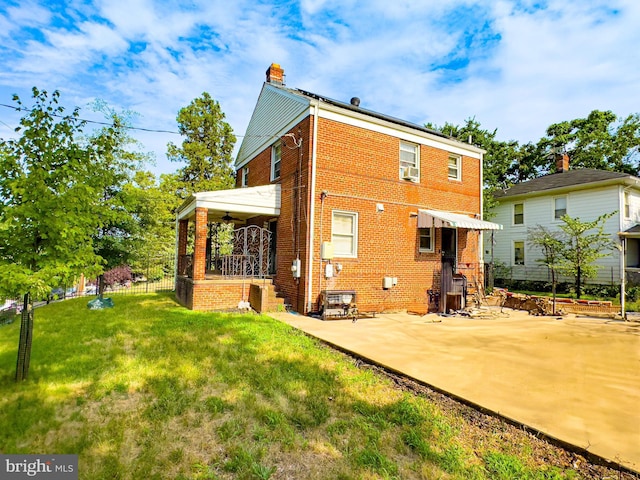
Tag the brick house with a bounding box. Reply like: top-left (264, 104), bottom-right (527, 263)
top-left (175, 64), bottom-right (501, 314)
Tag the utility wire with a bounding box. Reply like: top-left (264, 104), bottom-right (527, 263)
top-left (0, 103), bottom-right (281, 139)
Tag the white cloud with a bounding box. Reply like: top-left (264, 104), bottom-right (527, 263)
top-left (1, 0), bottom-right (639, 175)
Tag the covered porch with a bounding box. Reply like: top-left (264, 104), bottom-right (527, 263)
top-left (174, 184), bottom-right (282, 311)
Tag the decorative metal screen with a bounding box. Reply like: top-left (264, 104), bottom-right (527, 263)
top-left (221, 225), bottom-right (272, 278)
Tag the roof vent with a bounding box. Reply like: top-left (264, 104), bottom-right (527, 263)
top-left (350, 97), bottom-right (360, 107)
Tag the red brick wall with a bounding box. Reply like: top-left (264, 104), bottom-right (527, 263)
top-left (310, 117), bottom-right (483, 313)
top-left (193, 207), bottom-right (208, 280)
top-left (235, 118), bottom-right (314, 311)
top-left (236, 113), bottom-right (484, 314)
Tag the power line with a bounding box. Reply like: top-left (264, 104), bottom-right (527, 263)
top-left (0, 102), bottom-right (281, 139)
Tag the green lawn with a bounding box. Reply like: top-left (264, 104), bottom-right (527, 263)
top-left (0, 294), bottom-right (581, 479)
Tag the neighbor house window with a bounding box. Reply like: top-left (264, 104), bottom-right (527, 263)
top-left (624, 192), bottom-right (630, 218)
top-left (242, 167), bottom-right (249, 187)
top-left (513, 203), bottom-right (524, 225)
top-left (271, 142), bottom-right (281, 180)
top-left (448, 154), bottom-right (461, 180)
top-left (399, 141), bottom-right (419, 181)
top-left (332, 211), bottom-right (358, 258)
top-left (418, 227), bottom-right (434, 252)
top-left (554, 197), bottom-right (567, 220)
top-left (514, 241), bottom-right (525, 265)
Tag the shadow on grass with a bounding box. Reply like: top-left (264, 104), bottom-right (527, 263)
top-left (0, 293), bottom-right (581, 479)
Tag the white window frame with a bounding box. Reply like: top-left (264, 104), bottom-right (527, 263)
top-left (553, 196), bottom-right (567, 221)
top-left (448, 153), bottom-right (461, 181)
top-left (513, 240), bottom-right (525, 266)
top-left (624, 191), bottom-right (630, 218)
top-left (399, 141), bottom-right (420, 181)
top-left (271, 142), bottom-right (281, 181)
top-left (332, 210), bottom-right (358, 258)
top-left (513, 203), bottom-right (524, 225)
top-left (241, 167), bottom-right (249, 187)
top-left (418, 226), bottom-right (434, 253)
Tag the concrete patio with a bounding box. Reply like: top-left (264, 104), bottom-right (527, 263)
top-left (268, 308), bottom-right (640, 473)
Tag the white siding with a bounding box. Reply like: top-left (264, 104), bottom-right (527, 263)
top-left (236, 84), bottom-right (310, 168)
top-left (488, 185), bottom-right (624, 285)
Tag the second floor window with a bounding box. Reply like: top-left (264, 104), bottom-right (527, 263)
top-left (399, 141), bottom-right (419, 181)
top-left (271, 142), bottom-right (281, 180)
top-left (554, 197), bottom-right (567, 220)
top-left (448, 154), bottom-right (461, 180)
top-left (624, 192), bottom-right (630, 218)
top-left (514, 203), bottom-right (524, 225)
top-left (241, 167), bottom-right (249, 187)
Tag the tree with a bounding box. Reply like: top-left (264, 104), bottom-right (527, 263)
top-left (527, 226), bottom-right (565, 314)
top-left (426, 117), bottom-right (520, 216)
top-left (540, 110), bottom-right (640, 175)
top-left (167, 92), bottom-right (236, 197)
top-left (557, 213), bottom-right (616, 299)
top-left (87, 103), bottom-right (147, 294)
top-left (0, 88), bottom-right (139, 380)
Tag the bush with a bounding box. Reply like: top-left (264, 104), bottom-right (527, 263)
top-left (103, 265), bottom-right (133, 287)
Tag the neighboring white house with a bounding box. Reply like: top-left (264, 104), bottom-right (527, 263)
top-left (488, 155), bottom-right (640, 287)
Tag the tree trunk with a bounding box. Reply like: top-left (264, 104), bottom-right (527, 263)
top-left (576, 266), bottom-right (582, 299)
top-left (551, 269), bottom-right (557, 315)
top-left (15, 293), bottom-right (34, 382)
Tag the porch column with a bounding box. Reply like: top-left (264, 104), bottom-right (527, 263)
top-left (193, 207), bottom-right (208, 281)
top-left (177, 219), bottom-right (188, 275)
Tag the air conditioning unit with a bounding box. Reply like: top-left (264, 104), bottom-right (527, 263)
top-left (401, 166), bottom-right (419, 182)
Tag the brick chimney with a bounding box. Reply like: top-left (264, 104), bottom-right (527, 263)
top-left (555, 153), bottom-right (570, 173)
top-left (266, 63), bottom-right (284, 85)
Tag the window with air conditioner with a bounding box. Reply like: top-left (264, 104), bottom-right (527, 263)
top-left (399, 141), bottom-right (419, 182)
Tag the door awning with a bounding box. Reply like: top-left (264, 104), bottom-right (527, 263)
top-left (418, 209), bottom-right (502, 230)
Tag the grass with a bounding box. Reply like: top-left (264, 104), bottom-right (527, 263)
top-left (0, 293), bottom-right (584, 479)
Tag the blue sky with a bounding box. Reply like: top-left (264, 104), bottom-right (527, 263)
top-left (1, 0), bottom-right (639, 176)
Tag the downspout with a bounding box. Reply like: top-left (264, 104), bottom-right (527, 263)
top-left (621, 236), bottom-right (626, 320)
top-left (306, 101), bottom-right (320, 313)
top-left (174, 215), bottom-right (180, 288)
top-left (478, 150), bottom-right (485, 287)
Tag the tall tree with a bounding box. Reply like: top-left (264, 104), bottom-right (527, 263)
top-left (167, 92), bottom-right (236, 196)
top-left (0, 88), bottom-right (140, 380)
top-left (557, 212), bottom-right (616, 299)
top-left (426, 117), bottom-right (520, 215)
top-left (88, 103), bottom-right (147, 294)
top-left (540, 110), bottom-right (640, 175)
